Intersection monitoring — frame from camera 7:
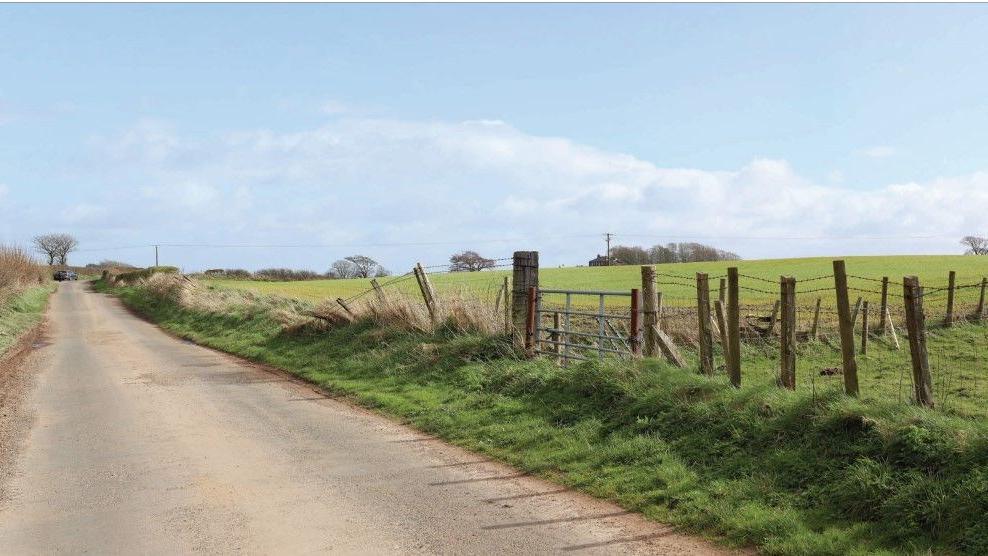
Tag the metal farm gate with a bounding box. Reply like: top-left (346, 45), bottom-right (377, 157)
top-left (524, 286), bottom-right (641, 365)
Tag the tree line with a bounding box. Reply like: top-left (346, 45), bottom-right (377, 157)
top-left (607, 242), bottom-right (741, 265)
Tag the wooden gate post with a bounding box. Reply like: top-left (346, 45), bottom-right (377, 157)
top-left (779, 276), bottom-right (796, 389)
top-left (511, 252), bottom-right (539, 346)
top-left (903, 276), bottom-right (935, 407)
top-left (878, 277), bottom-right (889, 335)
top-left (641, 266), bottom-right (659, 357)
top-left (726, 267), bottom-right (741, 387)
top-left (696, 273), bottom-right (714, 375)
top-left (860, 301), bottom-right (869, 355)
top-left (833, 260), bottom-right (860, 396)
top-left (630, 288), bottom-right (642, 357)
top-left (945, 270), bottom-right (956, 327)
top-left (413, 263), bottom-right (438, 324)
top-left (524, 286), bottom-right (537, 355)
top-left (978, 277), bottom-right (988, 321)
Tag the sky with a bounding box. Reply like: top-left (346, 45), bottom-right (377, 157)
top-left (2, 3), bottom-right (988, 272)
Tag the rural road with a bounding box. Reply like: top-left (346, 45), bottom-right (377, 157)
top-left (0, 282), bottom-right (725, 555)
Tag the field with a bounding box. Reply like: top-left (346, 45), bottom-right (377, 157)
top-left (207, 255), bottom-right (988, 310)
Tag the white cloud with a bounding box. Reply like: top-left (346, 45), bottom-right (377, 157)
top-left (860, 145), bottom-right (896, 158)
top-left (72, 118), bottom-right (988, 269)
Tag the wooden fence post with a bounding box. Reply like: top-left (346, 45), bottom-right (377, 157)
top-left (413, 263), bottom-right (438, 324)
top-left (860, 301), bottom-right (869, 355)
top-left (903, 276), bottom-right (935, 407)
top-left (780, 276), bottom-right (796, 389)
top-left (850, 297), bottom-right (863, 329)
top-left (810, 297), bottom-right (822, 340)
top-left (945, 270), bottom-right (956, 327)
top-left (630, 288), bottom-right (641, 357)
top-left (766, 300), bottom-right (781, 336)
top-left (656, 292), bottom-right (664, 332)
top-left (719, 278), bottom-right (726, 303)
top-left (696, 273), bottom-right (714, 375)
top-left (511, 252), bottom-right (539, 346)
top-left (714, 300), bottom-right (729, 351)
top-left (727, 267), bottom-right (741, 387)
top-left (336, 297), bottom-right (355, 318)
top-left (641, 266), bottom-right (659, 357)
top-left (833, 260), bottom-right (860, 396)
top-left (878, 277), bottom-right (889, 335)
top-left (503, 276), bottom-right (511, 334)
top-left (370, 278), bottom-right (386, 303)
top-left (978, 277), bottom-right (988, 321)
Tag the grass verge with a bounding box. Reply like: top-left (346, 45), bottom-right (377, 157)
top-left (100, 279), bottom-right (988, 555)
top-left (0, 285), bottom-right (55, 356)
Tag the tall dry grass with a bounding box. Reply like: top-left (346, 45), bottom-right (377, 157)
top-left (0, 245), bottom-right (48, 305)
top-left (127, 272), bottom-right (504, 336)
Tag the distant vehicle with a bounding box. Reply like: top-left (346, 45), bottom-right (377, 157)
top-left (53, 271), bottom-right (78, 281)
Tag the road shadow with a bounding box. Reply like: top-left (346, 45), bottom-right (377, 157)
top-left (482, 510), bottom-right (629, 530)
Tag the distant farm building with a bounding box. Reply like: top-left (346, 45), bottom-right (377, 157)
top-left (588, 254), bottom-right (613, 267)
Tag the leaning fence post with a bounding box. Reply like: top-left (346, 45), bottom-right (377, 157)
top-left (641, 266), bottom-right (659, 357)
top-left (696, 273), bottom-right (714, 375)
top-left (413, 263), bottom-right (438, 324)
top-left (860, 301), bottom-right (869, 355)
top-left (336, 297), bottom-right (355, 318)
top-left (945, 270), bottom-right (956, 327)
top-left (850, 297), bottom-right (863, 329)
top-left (779, 276), bottom-right (796, 389)
top-left (903, 276), bottom-right (935, 407)
top-left (878, 277), bottom-right (889, 335)
top-left (370, 278), bottom-right (386, 303)
top-left (630, 288), bottom-right (642, 357)
top-left (810, 297), bottom-right (822, 340)
top-left (727, 267), bottom-right (741, 387)
top-left (833, 260), bottom-right (860, 396)
top-left (979, 277), bottom-right (988, 321)
top-left (511, 252), bottom-right (539, 346)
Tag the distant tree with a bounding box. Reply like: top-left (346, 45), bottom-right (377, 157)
top-left (961, 236), bottom-right (988, 255)
top-left (343, 255), bottom-right (386, 278)
top-left (32, 233), bottom-right (78, 266)
top-left (449, 250), bottom-right (495, 272)
top-left (329, 259), bottom-right (358, 279)
top-left (609, 245), bottom-right (650, 265)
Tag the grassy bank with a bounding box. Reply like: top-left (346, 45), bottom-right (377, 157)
top-left (101, 277), bottom-right (988, 555)
top-left (0, 285), bottom-right (55, 356)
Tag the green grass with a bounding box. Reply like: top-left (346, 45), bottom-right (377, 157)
top-left (103, 277), bottom-right (988, 555)
top-left (0, 285), bottom-right (55, 355)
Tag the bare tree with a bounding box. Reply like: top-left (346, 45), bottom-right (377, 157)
top-left (33, 233), bottom-right (78, 266)
top-left (449, 250), bottom-right (495, 272)
top-left (329, 259), bottom-right (359, 279)
top-left (961, 236), bottom-right (988, 255)
top-left (329, 255), bottom-right (388, 279)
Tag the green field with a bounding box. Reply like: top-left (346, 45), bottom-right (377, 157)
top-left (207, 255), bottom-right (988, 311)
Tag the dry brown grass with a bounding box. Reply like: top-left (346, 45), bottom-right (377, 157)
top-left (123, 272), bottom-right (505, 336)
top-left (0, 245), bottom-right (48, 305)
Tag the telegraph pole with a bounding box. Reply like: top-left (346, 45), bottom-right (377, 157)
top-left (603, 233), bottom-right (613, 266)
top-left (154, 244), bottom-right (159, 267)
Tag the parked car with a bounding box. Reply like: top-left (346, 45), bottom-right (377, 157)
top-left (53, 271), bottom-right (78, 281)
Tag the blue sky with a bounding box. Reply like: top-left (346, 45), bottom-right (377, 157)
top-left (2, 4), bottom-right (988, 271)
